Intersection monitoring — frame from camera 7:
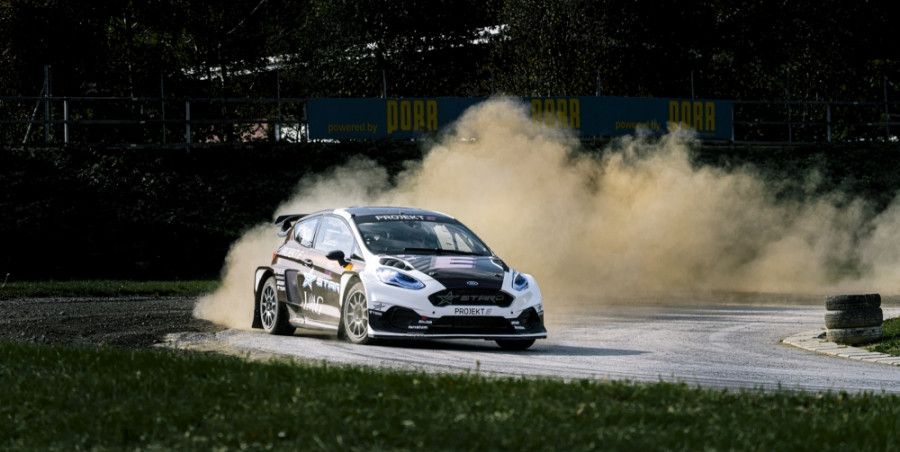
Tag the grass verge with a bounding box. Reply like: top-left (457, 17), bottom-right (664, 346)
top-left (0, 280), bottom-right (217, 299)
top-left (868, 317), bottom-right (900, 356)
top-left (2, 342), bottom-right (900, 451)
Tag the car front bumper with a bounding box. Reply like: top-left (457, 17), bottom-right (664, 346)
top-left (367, 306), bottom-right (547, 339)
top-left (358, 267), bottom-right (547, 340)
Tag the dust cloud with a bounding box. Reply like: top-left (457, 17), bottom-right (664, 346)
top-left (195, 98), bottom-right (900, 327)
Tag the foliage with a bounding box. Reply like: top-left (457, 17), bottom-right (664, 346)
top-left (0, 142), bottom-right (423, 280)
top-left (0, 0), bottom-right (895, 101)
top-left (869, 316), bottom-right (900, 356)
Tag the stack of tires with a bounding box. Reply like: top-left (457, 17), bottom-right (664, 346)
top-left (825, 294), bottom-right (883, 345)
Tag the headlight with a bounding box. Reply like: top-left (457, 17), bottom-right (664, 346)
top-left (376, 268), bottom-right (425, 290)
top-left (512, 271), bottom-right (529, 291)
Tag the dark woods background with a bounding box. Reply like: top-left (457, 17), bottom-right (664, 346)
top-left (1, 0), bottom-right (897, 100)
top-left (1, 0), bottom-right (898, 280)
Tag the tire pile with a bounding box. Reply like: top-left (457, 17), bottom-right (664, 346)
top-left (825, 294), bottom-right (883, 345)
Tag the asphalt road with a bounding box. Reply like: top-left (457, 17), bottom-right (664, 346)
top-left (169, 302), bottom-right (900, 393)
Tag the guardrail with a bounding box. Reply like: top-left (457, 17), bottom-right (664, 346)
top-left (1, 96), bottom-right (897, 147)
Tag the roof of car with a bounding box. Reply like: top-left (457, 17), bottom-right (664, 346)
top-left (341, 206), bottom-right (454, 219)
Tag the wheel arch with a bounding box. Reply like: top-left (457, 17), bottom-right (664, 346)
top-left (253, 266), bottom-right (274, 329)
top-left (337, 272), bottom-right (362, 339)
top-left (338, 272), bottom-right (362, 309)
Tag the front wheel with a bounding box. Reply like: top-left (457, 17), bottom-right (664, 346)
top-left (341, 282), bottom-right (374, 345)
top-left (495, 339), bottom-right (535, 351)
top-left (259, 276), bottom-right (295, 335)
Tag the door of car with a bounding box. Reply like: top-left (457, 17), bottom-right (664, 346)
top-left (278, 215), bottom-right (320, 317)
top-left (306, 215), bottom-right (358, 328)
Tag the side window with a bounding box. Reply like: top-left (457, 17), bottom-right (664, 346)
top-left (294, 217), bottom-right (320, 248)
top-left (313, 216), bottom-right (356, 257)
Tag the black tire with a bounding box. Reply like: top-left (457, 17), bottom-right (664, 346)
top-left (495, 339), bottom-right (536, 351)
top-left (824, 294), bottom-right (880, 311)
top-left (340, 281), bottom-right (374, 345)
top-left (824, 308), bottom-right (883, 329)
top-left (259, 276), bottom-right (295, 335)
top-left (826, 326), bottom-right (882, 345)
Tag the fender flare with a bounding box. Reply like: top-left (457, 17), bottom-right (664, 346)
top-left (252, 266), bottom-right (274, 329)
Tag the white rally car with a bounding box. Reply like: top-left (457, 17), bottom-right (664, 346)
top-left (252, 207), bottom-right (546, 350)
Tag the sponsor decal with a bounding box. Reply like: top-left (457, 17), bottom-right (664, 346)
top-left (302, 271), bottom-right (340, 293)
top-left (280, 247), bottom-right (304, 260)
top-left (435, 292), bottom-right (456, 307)
top-left (300, 290), bottom-right (325, 315)
top-left (435, 291), bottom-right (506, 306)
top-left (407, 325), bottom-right (429, 330)
top-left (301, 273), bottom-right (317, 289)
top-left (453, 307), bottom-right (493, 316)
top-left (374, 214), bottom-right (425, 221)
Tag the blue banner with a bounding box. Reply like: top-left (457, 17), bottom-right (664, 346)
top-left (307, 96), bottom-right (733, 141)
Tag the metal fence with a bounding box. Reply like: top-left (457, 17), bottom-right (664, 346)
top-left (0, 96), bottom-right (307, 147)
top-left (733, 100), bottom-right (900, 144)
top-left (1, 95), bottom-right (898, 147)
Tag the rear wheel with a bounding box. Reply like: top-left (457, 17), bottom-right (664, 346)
top-left (341, 282), bottom-right (374, 345)
top-left (495, 339), bottom-right (536, 350)
top-left (259, 276), bottom-right (295, 335)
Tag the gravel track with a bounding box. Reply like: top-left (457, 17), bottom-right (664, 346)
top-left (168, 302), bottom-right (900, 393)
top-left (0, 296), bottom-right (219, 347)
top-left (4, 296), bottom-right (900, 393)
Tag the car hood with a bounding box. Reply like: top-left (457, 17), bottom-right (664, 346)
top-left (388, 255), bottom-right (508, 290)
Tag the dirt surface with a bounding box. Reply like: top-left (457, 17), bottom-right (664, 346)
top-left (166, 303), bottom-right (900, 393)
top-left (0, 296), bottom-right (222, 347)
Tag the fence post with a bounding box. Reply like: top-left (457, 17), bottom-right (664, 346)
top-left (826, 103), bottom-right (832, 143)
top-left (885, 76), bottom-right (891, 141)
top-left (63, 99), bottom-right (69, 144)
top-left (160, 73), bottom-right (167, 145)
top-left (275, 69), bottom-right (281, 143)
top-left (786, 101), bottom-right (792, 143)
top-left (302, 101), bottom-right (308, 142)
top-left (184, 99), bottom-right (191, 149)
top-left (43, 65), bottom-right (50, 144)
top-left (730, 104), bottom-right (735, 142)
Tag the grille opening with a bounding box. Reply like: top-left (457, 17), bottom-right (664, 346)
top-left (384, 307), bottom-right (421, 329)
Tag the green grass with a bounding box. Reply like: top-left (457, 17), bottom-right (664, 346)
top-left (869, 317), bottom-right (900, 356)
top-left (2, 342), bottom-right (900, 451)
top-left (0, 280), bottom-right (217, 299)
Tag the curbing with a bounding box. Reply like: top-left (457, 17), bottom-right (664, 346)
top-left (783, 330), bottom-right (900, 366)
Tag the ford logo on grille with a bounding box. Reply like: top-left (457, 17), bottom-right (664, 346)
top-left (466, 280), bottom-right (479, 287)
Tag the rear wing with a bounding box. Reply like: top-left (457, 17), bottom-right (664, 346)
top-left (274, 213), bottom-right (308, 237)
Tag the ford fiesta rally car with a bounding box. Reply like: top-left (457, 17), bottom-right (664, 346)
top-left (252, 207), bottom-right (546, 350)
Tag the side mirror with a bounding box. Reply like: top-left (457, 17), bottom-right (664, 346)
top-left (325, 250), bottom-right (348, 266)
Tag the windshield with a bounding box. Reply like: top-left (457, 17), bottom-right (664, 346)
top-left (355, 216), bottom-right (491, 256)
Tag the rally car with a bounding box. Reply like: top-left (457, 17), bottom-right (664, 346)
top-left (252, 207), bottom-right (546, 350)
